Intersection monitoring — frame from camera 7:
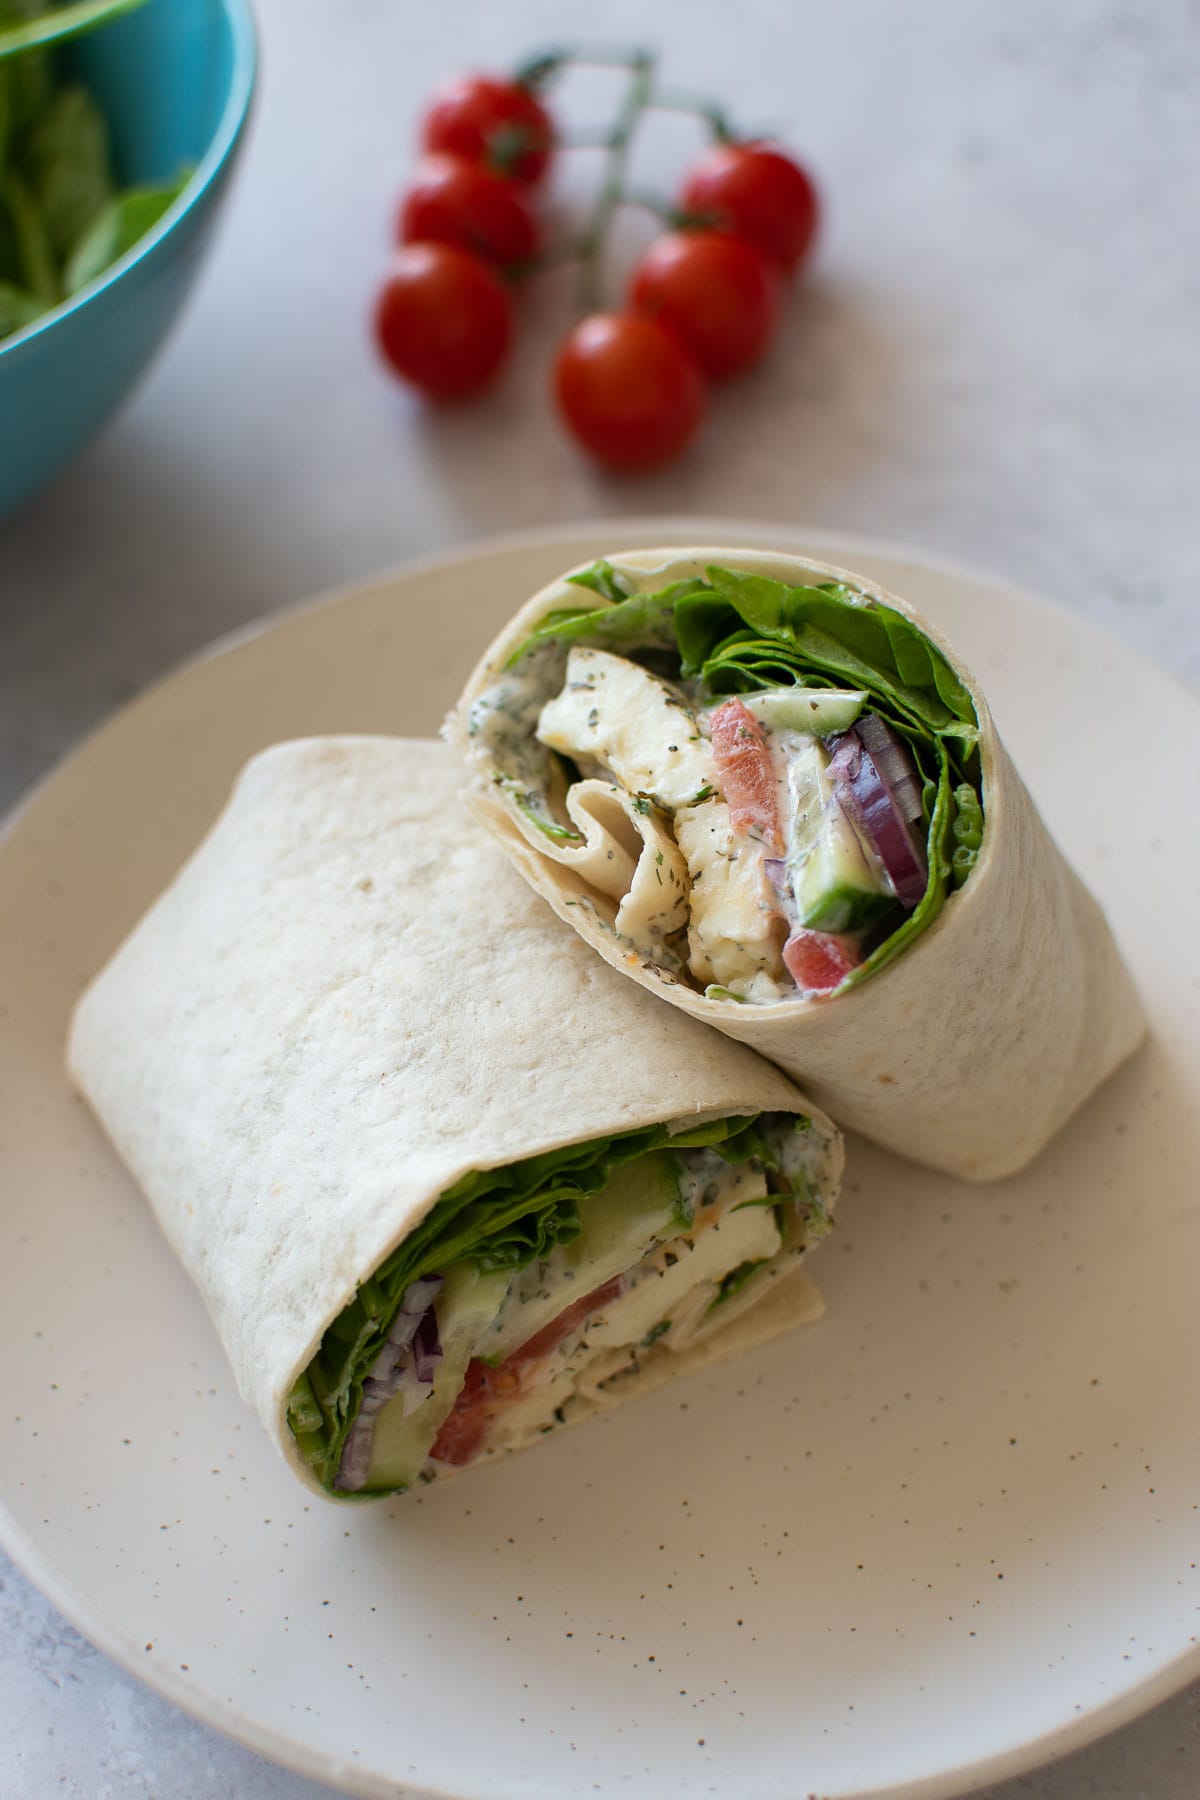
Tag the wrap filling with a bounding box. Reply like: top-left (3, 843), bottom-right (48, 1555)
top-left (288, 1110), bottom-right (837, 1496)
top-left (466, 560), bottom-right (983, 1001)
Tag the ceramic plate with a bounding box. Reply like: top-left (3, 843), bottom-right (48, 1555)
top-left (2, 523), bottom-right (1198, 1800)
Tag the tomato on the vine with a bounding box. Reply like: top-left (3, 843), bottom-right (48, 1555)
top-left (629, 230), bottom-right (781, 378)
top-left (679, 143), bottom-right (819, 275)
top-left (554, 313), bottom-right (706, 471)
top-left (400, 155), bottom-right (540, 269)
top-left (379, 50), bottom-right (825, 456)
top-left (422, 75), bottom-right (554, 186)
top-left (374, 242), bottom-right (513, 400)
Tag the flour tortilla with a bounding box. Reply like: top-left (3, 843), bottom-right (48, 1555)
top-left (67, 737), bottom-right (841, 1498)
top-left (451, 547), bottom-right (1146, 1182)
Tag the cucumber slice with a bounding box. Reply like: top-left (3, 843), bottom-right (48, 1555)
top-left (364, 1262), bottom-right (510, 1492)
top-left (476, 1151), bottom-right (682, 1366)
top-left (785, 738), bottom-right (894, 934)
top-left (796, 859), bottom-right (897, 934)
top-left (579, 1200), bottom-right (781, 1352)
top-left (785, 734), bottom-right (830, 869)
top-left (744, 688), bottom-right (867, 736)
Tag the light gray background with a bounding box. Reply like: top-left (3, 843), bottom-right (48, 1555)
top-left (2, 0), bottom-right (1197, 1794)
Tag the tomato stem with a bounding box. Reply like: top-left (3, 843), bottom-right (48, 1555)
top-left (506, 237), bottom-right (591, 282)
top-left (559, 129), bottom-right (623, 151)
top-left (515, 42), bottom-right (661, 86)
top-left (646, 86), bottom-right (736, 142)
top-left (508, 41), bottom-right (745, 309)
top-left (577, 48), bottom-right (655, 311)
top-left (621, 187), bottom-right (687, 227)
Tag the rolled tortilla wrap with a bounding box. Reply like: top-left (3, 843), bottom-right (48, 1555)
top-left (67, 737), bottom-right (842, 1501)
top-left (449, 546), bottom-right (1145, 1182)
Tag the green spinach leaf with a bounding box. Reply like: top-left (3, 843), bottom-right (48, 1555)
top-left (0, 2), bottom-right (192, 343)
top-left (64, 169), bottom-right (187, 291)
top-left (0, 270), bottom-right (44, 329)
top-left (0, 0), bottom-right (150, 61)
top-left (21, 80), bottom-right (111, 259)
top-left (1, 164), bottom-right (55, 298)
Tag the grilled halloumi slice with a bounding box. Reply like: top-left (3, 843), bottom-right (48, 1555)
top-left (674, 798), bottom-right (787, 995)
top-left (536, 647), bottom-right (715, 812)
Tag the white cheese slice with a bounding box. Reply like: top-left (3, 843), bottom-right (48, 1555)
top-left (569, 1202), bottom-right (782, 1354)
top-left (674, 797), bottom-right (786, 991)
top-left (536, 647), bottom-right (714, 813)
top-left (483, 1364), bottom-right (578, 1456)
top-left (478, 1191), bottom-right (783, 1452)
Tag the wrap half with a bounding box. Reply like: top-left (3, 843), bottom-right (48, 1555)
top-left (67, 737), bottom-right (842, 1501)
top-left (451, 547), bottom-right (1145, 1182)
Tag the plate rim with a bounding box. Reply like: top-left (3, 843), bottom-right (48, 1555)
top-left (3, 515), bottom-right (1198, 1800)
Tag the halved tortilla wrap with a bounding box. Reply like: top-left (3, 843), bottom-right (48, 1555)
top-left (67, 737), bottom-right (842, 1501)
top-left (449, 546), bottom-right (1145, 1182)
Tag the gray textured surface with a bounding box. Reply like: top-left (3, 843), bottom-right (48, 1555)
top-left (2, 0), bottom-right (1198, 1794)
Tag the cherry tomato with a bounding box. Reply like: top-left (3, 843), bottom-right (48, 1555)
top-left (554, 313), bottom-right (706, 471)
top-left (708, 698), bottom-right (785, 849)
top-left (429, 1277), bottom-right (625, 1467)
top-left (374, 242), bottom-right (513, 400)
top-left (782, 928), bottom-right (861, 993)
top-left (679, 143), bottom-right (819, 275)
top-left (629, 230), bottom-right (781, 379)
top-left (428, 1359), bottom-right (495, 1467)
top-left (400, 155), bottom-right (540, 269)
top-left (422, 75), bottom-right (554, 185)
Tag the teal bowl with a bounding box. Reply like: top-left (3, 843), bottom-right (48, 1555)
top-left (0, 0), bottom-right (257, 519)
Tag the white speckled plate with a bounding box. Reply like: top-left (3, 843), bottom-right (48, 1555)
top-left (1, 523), bottom-right (1198, 1800)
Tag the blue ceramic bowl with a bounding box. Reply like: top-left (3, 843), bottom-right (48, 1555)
top-left (0, 0), bottom-right (257, 518)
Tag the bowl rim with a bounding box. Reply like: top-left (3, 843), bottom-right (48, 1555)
top-left (0, 0), bottom-right (258, 361)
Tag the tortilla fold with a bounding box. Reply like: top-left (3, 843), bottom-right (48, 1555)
top-left (67, 737), bottom-right (842, 1499)
top-left (450, 547), bottom-right (1145, 1182)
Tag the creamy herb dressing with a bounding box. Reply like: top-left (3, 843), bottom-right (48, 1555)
top-left (463, 1130), bottom-right (832, 1461)
top-left (467, 640), bottom-right (579, 836)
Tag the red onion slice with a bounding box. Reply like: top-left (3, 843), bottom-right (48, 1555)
top-left (334, 1274), bottom-right (445, 1491)
top-left (397, 1276), bottom-right (443, 1322)
top-left (826, 717), bottom-right (927, 909)
top-left (762, 855), bottom-right (790, 907)
top-left (411, 1308), bottom-right (444, 1384)
top-left (856, 713), bottom-right (925, 824)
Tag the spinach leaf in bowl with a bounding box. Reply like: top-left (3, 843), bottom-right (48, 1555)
top-left (0, 0), bottom-right (191, 340)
